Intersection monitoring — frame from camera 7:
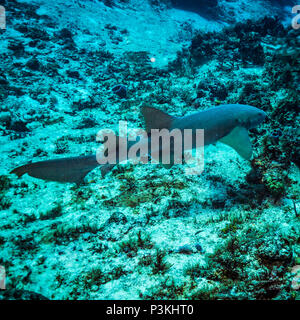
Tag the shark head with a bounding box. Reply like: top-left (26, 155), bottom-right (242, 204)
top-left (233, 104), bottom-right (266, 129)
top-left (217, 104), bottom-right (266, 160)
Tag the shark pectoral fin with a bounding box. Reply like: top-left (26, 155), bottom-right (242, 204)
top-left (219, 126), bottom-right (253, 160)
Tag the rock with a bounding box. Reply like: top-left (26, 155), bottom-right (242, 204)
top-left (58, 28), bottom-right (73, 40)
top-left (67, 70), bottom-right (80, 79)
top-left (0, 75), bottom-right (8, 86)
top-left (195, 243), bottom-right (204, 253)
top-left (76, 117), bottom-right (98, 129)
top-left (26, 57), bottom-right (42, 71)
top-left (112, 84), bottom-right (127, 98)
top-left (211, 196), bottom-right (227, 209)
top-left (99, 212), bottom-right (129, 241)
top-left (8, 119), bottom-right (30, 132)
top-left (8, 41), bottom-right (25, 57)
top-left (176, 244), bottom-right (193, 254)
top-left (107, 212), bottom-right (128, 224)
top-left (0, 112), bottom-right (11, 125)
top-left (0, 289), bottom-right (48, 300)
top-left (171, 0), bottom-right (218, 15)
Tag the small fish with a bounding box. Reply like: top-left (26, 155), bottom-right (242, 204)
top-left (10, 104), bottom-right (266, 183)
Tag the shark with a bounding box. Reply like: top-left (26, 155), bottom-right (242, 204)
top-left (10, 104), bottom-right (266, 183)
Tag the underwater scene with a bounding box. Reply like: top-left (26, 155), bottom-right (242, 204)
top-left (0, 0), bottom-right (299, 301)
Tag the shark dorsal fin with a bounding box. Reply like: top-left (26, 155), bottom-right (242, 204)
top-left (219, 126), bottom-right (253, 160)
top-left (141, 106), bottom-right (176, 133)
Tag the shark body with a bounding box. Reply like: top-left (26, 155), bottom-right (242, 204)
top-left (10, 104), bottom-right (266, 183)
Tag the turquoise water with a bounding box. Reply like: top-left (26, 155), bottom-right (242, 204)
top-left (0, 0), bottom-right (299, 300)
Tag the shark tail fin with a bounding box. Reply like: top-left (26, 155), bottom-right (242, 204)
top-left (141, 106), bottom-right (177, 133)
top-left (10, 155), bottom-right (99, 183)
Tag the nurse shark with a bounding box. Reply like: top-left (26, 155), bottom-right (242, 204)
top-left (10, 104), bottom-right (266, 183)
